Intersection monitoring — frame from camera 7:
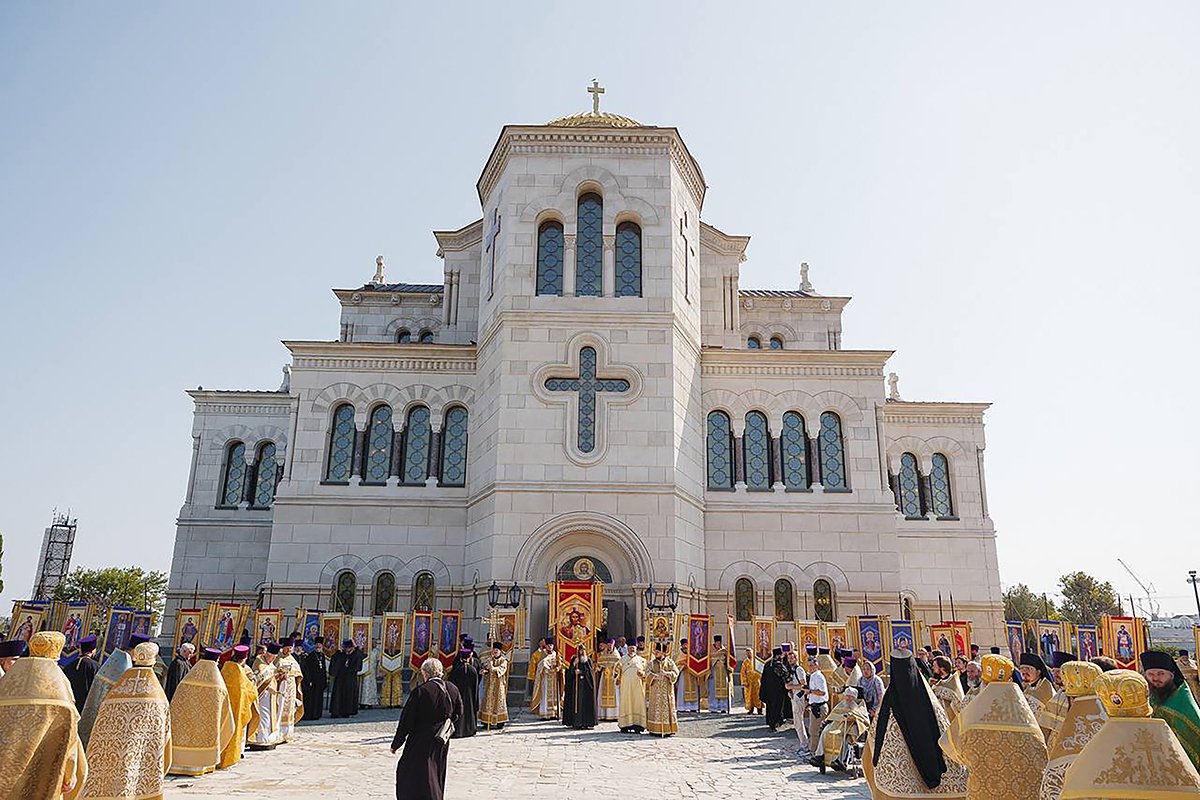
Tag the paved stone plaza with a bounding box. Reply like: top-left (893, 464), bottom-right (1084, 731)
top-left (165, 709), bottom-right (869, 799)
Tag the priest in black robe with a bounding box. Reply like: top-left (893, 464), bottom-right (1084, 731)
top-left (63, 635), bottom-right (101, 712)
top-left (300, 636), bottom-right (329, 720)
top-left (329, 639), bottom-right (364, 718)
top-left (563, 650), bottom-right (597, 729)
top-left (447, 649), bottom-right (478, 738)
top-left (164, 642), bottom-right (193, 701)
top-left (761, 647), bottom-right (789, 729)
top-left (391, 659), bottom-right (462, 800)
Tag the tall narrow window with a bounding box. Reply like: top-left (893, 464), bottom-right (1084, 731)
top-left (734, 577), bottom-right (755, 621)
top-left (220, 442), bottom-right (246, 507)
top-left (333, 570), bottom-right (356, 615)
top-left (818, 412), bottom-right (847, 489)
top-left (813, 579), bottom-right (835, 622)
top-left (781, 411), bottom-right (809, 490)
top-left (743, 411), bottom-right (772, 490)
top-left (897, 452), bottom-right (923, 517)
top-left (440, 406), bottom-right (468, 487)
top-left (614, 221), bottom-right (642, 297)
top-left (325, 403), bottom-right (356, 483)
top-left (251, 442), bottom-right (277, 507)
top-left (412, 571), bottom-right (435, 612)
top-left (373, 571), bottom-right (396, 616)
top-left (706, 411), bottom-right (734, 489)
top-left (401, 405), bottom-right (431, 485)
top-left (363, 405), bottom-right (394, 485)
top-left (774, 578), bottom-right (795, 621)
top-left (930, 453), bottom-right (954, 517)
top-left (575, 193), bottom-right (603, 296)
top-left (536, 220), bottom-right (564, 296)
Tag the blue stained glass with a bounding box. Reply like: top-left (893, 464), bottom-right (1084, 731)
top-left (536, 221), bottom-right (564, 296)
top-left (706, 411), bottom-right (734, 489)
top-left (419, 330), bottom-right (434, 343)
top-left (744, 411), bottom-right (771, 490)
top-left (747, 337), bottom-right (761, 349)
top-left (221, 442), bottom-right (246, 506)
top-left (440, 407), bottom-right (468, 486)
top-left (769, 337), bottom-right (783, 350)
top-left (397, 330), bottom-right (411, 343)
top-left (363, 405), bottom-right (393, 484)
top-left (253, 442), bottom-right (277, 507)
top-left (402, 406), bottom-right (431, 484)
top-left (781, 411), bottom-right (808, 490)
top-left (930, 453), bottom-right (953, 517)
top-left (819, 412), bottom-right (846, 489)
top-left (325, 404), bottom-right (356, 482)
top-left (575, 193), bottom-right (602, 296)
top-left (544, 346), bottom-right (630, 453)
top-left (898, 452), bottom-right (922, 517)
top-left (615, 221), bottom-right (642, 297)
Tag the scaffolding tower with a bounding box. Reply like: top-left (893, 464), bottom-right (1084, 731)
top-left (32, 512), bottom-right (77, 600)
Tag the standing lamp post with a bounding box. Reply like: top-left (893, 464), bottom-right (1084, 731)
top-left (1188, 571), bottom-right (1200, 618)
top-left (644, 583), bottom-right (679, 612)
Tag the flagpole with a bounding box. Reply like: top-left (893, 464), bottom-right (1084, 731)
top-left (949, 591), bottom-right (956, 621)
top-left (938, 592), bottom-right (945, 622)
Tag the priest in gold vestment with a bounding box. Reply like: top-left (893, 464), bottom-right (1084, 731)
top-left (646, 643), bottom-right (680, 737)
top-left (526, 638), bottom-right (546, 699)
top-left (617, 641), bottom-right (648, 732)
top-left (81, 641), bottom-right (171, 800)
top-left (740, 648), bottom-right (762, 714)
top-left (380, 644), bottom-right (405, 708)
top-left (529, 640), bottom-right (561, 720)
top-left (249, 642), bottom-right (280, 749)
top-left (168, 649), bottom-right (236, 776)
top-left (218, 645), bottom-right (259, 769)
top-left (675, 638), bottom-right (701, 712)
top-left (274, 640), bottom-right (304, 742)
top-left (0, 631), bottom-right (88, 800)
top-left (941, 654), bottom-right (1048, 800)
top-left (1020, 651), bottom-right (1056, 722)
top-left (1061, 669), bottom-right (1200, 799)
top-left (812, 686), bottom-right (871, 770)
top-left (479, 642), bottom-right (510, 729)
top-left (595, 640), bottom-right (620, 721)
top-left (1038, 660), bottom-right (1106, 800)
top-left (931, 655), bottom-right (966, 720)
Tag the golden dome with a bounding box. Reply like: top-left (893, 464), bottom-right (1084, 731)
top-left (546, 110), bottom-right (644, 128)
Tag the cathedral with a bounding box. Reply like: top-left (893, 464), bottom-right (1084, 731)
top-left (165, 88), bottom-right (1005, 652)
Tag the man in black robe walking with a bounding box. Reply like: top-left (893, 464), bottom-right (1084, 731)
top-left (447, 649), bottom-right (478, 738)
top-left (63, 635), bottom-right (101, 712)
top-left (563, 650), bottom-right (597, 729)
top-left (761, 647), bottom-right (789, 730)
top-left (392, 658), bottom-right (462, 800)
top-left (164, 642), bottom-right (193, 701)
top-left (329, 639), bottom-right (364, 718)
top-left (300, 635), bottom-right (328, 720)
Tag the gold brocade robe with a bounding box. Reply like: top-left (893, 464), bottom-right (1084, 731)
top-left (646, 655), bottom-right (679, 736)
top-left (479, 653), bottom-right (509, 727)
top-left (0, 655), bottom-right (88, 800)
top-left (617, 652), bottom-right (648, 730)
top-left (819, 700), bottom-right (871, 763)
top-left (530, 651), bottom-right (561, 719)
top-left (1180, 657), bottom-right (1200, 705)
top-left (1038, 694), bottom-right (1106, 800)
top-left (168, 661), bottom-right (236, 776)
top-left (951, 685), bottom-right (980, 717)
top-left (249, 661), bottom-right (279, 747)
top-left (864, 679), bottom-right (969, 800)
top-left (81, 665), bottom-right (172, 800)
top-left (710, 647), bottom-right (731, 708)
top-left (940, 680), bottom-right (1048, 800)
top-left (934, 674), bottom-right (966, 720)
top-left (676, 647), bottom-right (703, 709)
top-left (527, 649), bottom-right (544, 684)
top-left (274, 654), bottom-right (304, 740)
top-left (218, 661), bottom-right (259, 770)
top-left (1060, 716), bottom-right (1200, 799)
top-left (1038, 690), bottom-right (1070, 742)
top-left (1026, 677), bottom-right (1055, 715)
top-left (379, 651), bottom-right (405, 708)
top-left (740, 658), bottom-right (762, 712)
top-left (595, 651), bottom-right (620, 720)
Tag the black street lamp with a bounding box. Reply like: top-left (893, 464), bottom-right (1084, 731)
top-left (488, 581), bottom-right (523, 609)
top-left (1188, 571), bottom-right (1200, 618)
top-left (644, 583), bottom-right (679, 611)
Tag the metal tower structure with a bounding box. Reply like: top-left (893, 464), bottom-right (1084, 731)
top-left (32, 511), bottom-right (77, 600)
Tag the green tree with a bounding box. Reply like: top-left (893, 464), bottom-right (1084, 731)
top-left (1003, 583), bottom-right (1059, 621)
top-left (52, 566), bottom-right (168, 626)
top-left (1057, 571), bottom-right (1122, 625)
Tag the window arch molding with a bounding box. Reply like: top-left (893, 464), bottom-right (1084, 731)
top-left (219, 440), bottom-right (247, 507)
top-left (332, 569), bottom-right (357, 615)
top-left (774, 577), bottom-right (795, 621)
top-left (535, 218), bottom-right (565, 297)
top-left (250, 440), bottom-right (279, 508)
top-left (516, 165), bottom-right (662, 230)
top-left (395, 329), bottom-right (412, 343)
top-left (372, 570), bottom-right (397, 616)
top-left (733, 577), bottom-right (756, 621)
top-left (361, 402), bottom-right (395, 485)
top-left (813, 577), bottom-right (836, 622)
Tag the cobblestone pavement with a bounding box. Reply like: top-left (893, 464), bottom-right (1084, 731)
top-left (165, 709), bottom-right (869, 799)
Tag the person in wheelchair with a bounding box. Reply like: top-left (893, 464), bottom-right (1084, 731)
top-left (809, 686), bottom-right (871, 773)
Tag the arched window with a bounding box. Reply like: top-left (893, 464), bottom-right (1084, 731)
top-left (813, 579), bottom-right (835, 622)
top-left (734, 577), bottom-right (755, 621)
top-left (930, 453), bottom-right (953, 517)
top-left (769, 336), bottom-right (784, 350)
top-left (536, 220), bottom-right (564, 296)
top-left (412, 571), bottom-right (435, 612)
top-left (747, 336), bottom-right (761, 349)
top-left (220, 442), bottom-right (247, 507)
top-left (615, 221), bottom-right (642, 297)
top-left (373, 571), bottom-right (396, 616)
top-left (781, 411), bottom-right (808, 490)
top-left (743, 411), bottom-right (772, 490)
top-left (325, 403), bottom-right (356, 483)
top-left (362, 405), bottom-right (394, 485)
top-left (706, 411), bottom-right (735, 489)
top-left (774, 578), bottom-right (795, 621)
top-left (902, 596), bottom-right (913, 620)
top-left (818, 412), bottom-right (847, 489)
top-left (401, 405), bottom-right (431, 485)
top-left (251, 441), bottom-right (277, 507)
top-left (333, 570), bottom-right (356, 615)
top-left (575, 192), bottom-right (603, 296)
top-left (396, 329), bottom-right (412, 343)
top-left (440, 406), bottom-right (468, 487)
top-left (897, 452), bottom-right (923, 517)
top-left (418, 330), bottom-right (434, 343)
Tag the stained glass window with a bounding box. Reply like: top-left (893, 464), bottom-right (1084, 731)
top-left (419, 330), bottom-right (434, 343)
top-left (334, 570), bottom-right (356, 615)
top-left (373, 571), bottom-right (396, 616)
top-left (402, 406), bottom-right (431, 485)
top-left (536, 220), bottom-right (564, 296)
top-left (734, 577), bottom-right (755, 621)
top-left (220, 442), bottom-right (246, 507)
top-left (774, 578), bottom-right (795, 621)
top-left (440, 406), bottom-right (468, 486)
top-left (781, 411), bottom-right (808, 490)
top-left (818, 412), bottom-right (846, 489)
top-left (747, 336), bottom-right (761, 349)
top-left (396, 329), bottom-right (411, 343)
top-left (325, 403), bottom-right (356, 482)
top-left (363, 405), bottom-right (394, 484)
top-left (412, 571), bottom-right (435, 612)
top-left (769, 336), bottom-right (783, 350)
top-left (898, 452), bottom-right (923, 517)
top-left (575, 193), bottom-right (602, 296)
top-left (252, 442), bottom-right (277, 507)
top-left (814, 579), bottom-right (835, 622)
top-left (930, 453), bottom-right (953, 517)
top-left (544, 346), bottom-right (629, 454)
top-left (706, 411), bottom-right (734, 489)
top-left (615, 221), bottom-right (642, 297)
top-left (743, 411), bottom-right (772, 490)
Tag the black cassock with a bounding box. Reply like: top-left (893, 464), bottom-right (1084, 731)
top-left (329, 648), bottom-right (364, 718)
top-left (164, 656), bottom-right (191, 702)
top-left (64, 655), bottom-right (100, 712)
top-left (301, 648), bottom-right (328, 720)
top-left (447, 656), bottom-right (478, 738)
top-left (562, 656), bottom-right (597, 729)
top-left (761, 657), bottom-right (789, 729)
top-left (392, 677), bottom-right (462, 800)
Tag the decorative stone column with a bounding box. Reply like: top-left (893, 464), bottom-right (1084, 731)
top-left (563, 234), bottom-right (576, 296)
top-left (602, 234), bottom-right (616, 297)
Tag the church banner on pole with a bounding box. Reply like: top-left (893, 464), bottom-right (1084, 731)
top-left (409, 610), bottom-right (433, 671)
top-left (1100, 615), bottom-right (1146, 670)
top-left (254, 609), bottom-right (282, 647)
top-left (1005, 621), bottom-right (1026, 661)
top-left (687, 614), bottom-right (711, 677)
top-left (548, 580), bottom-right (602, 662)
top-left (849, 615), bottom-right (886, 673)
top-left (320, 613), bottom-right (345, 657)
top-left (436, 610), bottom-right (461, 668)
top-left (752, 617), bottom-right (775, 662)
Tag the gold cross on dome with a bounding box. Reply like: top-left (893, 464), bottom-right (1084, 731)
top-left (588, 79), bottom-right (605, 114)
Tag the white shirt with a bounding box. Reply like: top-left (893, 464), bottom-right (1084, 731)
top-left (807, 669), bottom-right (828, 700)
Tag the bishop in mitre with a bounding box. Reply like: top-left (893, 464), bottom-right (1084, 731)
top-left (218, 644), bottom-right (259, 769)
top-left (940, 654), bottom-right (1048, 800)
top-left (479, 641), bottom-right (510, 729)
top-left (168, 648), bottom-right (235, 776)
top-left (617, 637), bottom-right (648, 733)
top-left (646, 642), bottom-right (680, 737)
top-left (529, 638), bottom-right (561, 720)
top-left (595, 639), bottom-right (621, 722)
top-left (0, 631), bottom-right (88, 800)
top-left (1038, 660), bottom-right (1107, 800)
top-left (275, 638), bottom-right (305, 742)
top-left (81, 641), bottom-right (171, 800)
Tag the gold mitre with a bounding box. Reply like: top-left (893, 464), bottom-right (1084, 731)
top-left (133, 641), bottom-right (160, 666)
top-left (1095, 669), bottom-right (1151, 718)
top-left (29, 631), bottom-right (66, 659)
top-left (1060, 660), bottom-right (1102, 697)
top-left (980, 653), bottom-right (1014, 683)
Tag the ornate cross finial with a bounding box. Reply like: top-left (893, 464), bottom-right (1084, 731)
top-left (887, 372), bottom-right (901, 401)
top-left (372, 255), bottom-right (386, 285)
top-left (800, 262), bottom-right (813, 293)
top-left (588, 79), bottom-right (605, 114)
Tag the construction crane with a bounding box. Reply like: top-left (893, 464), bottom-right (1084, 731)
top-left (1117, 558), bottom-right (1160, 619)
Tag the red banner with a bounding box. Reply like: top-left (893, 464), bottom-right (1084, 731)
top-left (436, 610), bottom-right (462, 669)
top-left (409, 610), bottom-right (433, 672)
top-left (550, 580), bottom-right (603, 663)
top-left (687, 614), bottom-right (711, 677)
top-left (726, 614), bottom-right (737, 672)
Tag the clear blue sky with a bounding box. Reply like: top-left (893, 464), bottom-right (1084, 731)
top-left (3, 4), bottom-right (1198, 617)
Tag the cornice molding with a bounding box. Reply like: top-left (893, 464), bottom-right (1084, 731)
top-left (434, 219), bottom-right (484, 257)
top-left (701, 349), bottom-right (892, 378)
top-left (699, 222), bottom-right (750, 258)
top-left (882, 401), bottom-right (991, 424)
top-left (283, 341), bottom-right (477, 373)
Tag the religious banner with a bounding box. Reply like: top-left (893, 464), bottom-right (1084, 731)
top-left (296, 608), bottom-right (322, 653)
top-left (752, 617), bottom-right (775, 662)
top-left (131, 610), bottom-right (154, 641)
top-left (382, 612), bottom-right (407, 657)
top-left (436, 610), bottom-right (461, 668)
top-left (726, 614), bottom-right (738, 673)
top-left (255, 609), bottom-right (282, 647)
top-left (687, 614), bottom-right (711, 677)
top-left (9, 604), bottom-right (45, 646)
top-left (1035, 620), bottom-right (1066, 662)
top-left (1100, 615), bottom-right (1145, 670)
top-left (60, 602), bottom-right (92, 654)
top-left (1005, 620), bottom-right (1026, 661)
top-left (796, 621), bottom-right (821, 653)
top-left (350, 616), bottom-right (372, 650)
top-left (930, 621), bottom-right (971, 658)
top-left (548, 580), bottom-right (603, 663)
top-left (1074, 624), bottom-right (1099, 659)
top-left (647, 611), bottom-right (674, 654)
top-left (824, 623), bottom-right (849, 654)
top-left (850, 615), bottom-right (886, 673)
top-left (495, 609), bottom-right (520, 653)
top-left (409, 610), bottom-right (433, 671)
top-left (173, 607), bottom-right (204, 652)
top-left (204, 602), bottom-right (249, 651)
top-left (100, 606), bottom-right (133, 660)
top-left (320, 613), bottom-right (345, 657)
top-left (887, 620), bottom-right (915, 654)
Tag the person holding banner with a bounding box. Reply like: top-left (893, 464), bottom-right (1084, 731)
top-left (676, 637), bottom-right (699, 713)
top-left (707, 634), bottom-right (732, 713)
